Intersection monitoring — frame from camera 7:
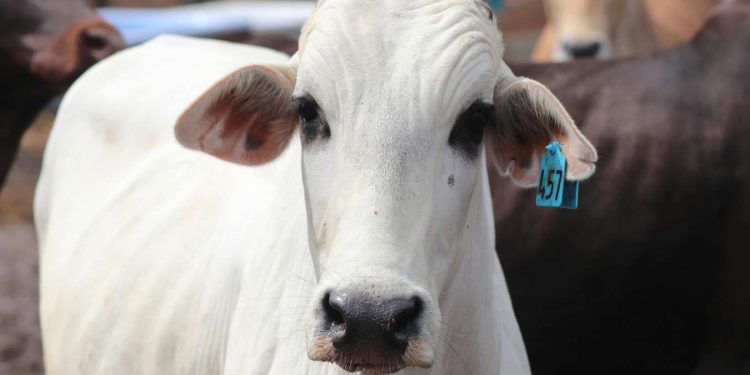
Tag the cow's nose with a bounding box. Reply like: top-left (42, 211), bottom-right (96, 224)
top-left (79, 22), bottom-right (126, 62)
top-left (563, 41), bottom-right (602, 59)
top-left (322, 291), bottom-right (423, 355)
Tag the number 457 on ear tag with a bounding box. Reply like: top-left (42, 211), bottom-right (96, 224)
top-left (536, 141), bottom-right (579, 210)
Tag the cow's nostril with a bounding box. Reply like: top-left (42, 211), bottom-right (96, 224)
top-left (563, 41), bottom-right (602, 59)
top-left (322, 292), bottom-right (346, 325)
top-left (322, 290), bottom-right (424, 357)
top-left (389, 296), bottom-right (423, 341)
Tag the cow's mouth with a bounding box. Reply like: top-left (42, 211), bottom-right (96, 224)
top-left (335, 359), bottom-right (405, 374)
top-left (309, 335), bottom-right (413, 373)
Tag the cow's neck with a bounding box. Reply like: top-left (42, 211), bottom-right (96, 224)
top-left (432, 155), bottom-right (529, 374)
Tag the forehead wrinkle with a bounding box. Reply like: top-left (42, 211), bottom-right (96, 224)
top-left (295, 15), bottom-right (359, 94)
top-left (296, 7), bottom-right (399, 127)
top-left (438, 46), bottom-right (496, 114)
top-left (296, 0), bottom-right (503, 163)
top-left (407, 18), bottom-right (499, 115)
top-left (308, 1), bottom-right (395, 68)
top-left (302, 0), bottom-right (502, 72)
top-left (299, 1), bottom-right (501, 118)
top-left (396, 0), bottom-right (503, 74)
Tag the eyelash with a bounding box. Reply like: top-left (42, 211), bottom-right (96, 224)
top-left (448, 101), bottom-right (495, 159)
top-left (294, 96), bottom-right (330, 144)
top-left (292, 97), bottom-right (492, 152)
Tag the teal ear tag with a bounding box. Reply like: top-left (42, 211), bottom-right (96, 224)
top-left (489, 0), bottom-right (504, 11)
top-left (536, 141), bottom-right (579, 210)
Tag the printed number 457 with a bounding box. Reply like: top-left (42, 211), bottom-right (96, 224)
top-left (538, 169), bottom-right (564, 200)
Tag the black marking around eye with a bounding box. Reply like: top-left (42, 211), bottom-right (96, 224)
top-left (448, 101), bottom-right (495, 159)
top-left (297, 96), bottom-right (318, 122)
top-left (293, 95), bottom-right (331, 145)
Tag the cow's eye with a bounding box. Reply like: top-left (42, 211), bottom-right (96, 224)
top-left (297, 96), bottom-right (319, 122)
top-left (294, 95), bottom-right (330, 144)
top-left (449, 100), bottom-right (494, 159)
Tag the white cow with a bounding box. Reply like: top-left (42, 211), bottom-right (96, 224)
top-left (36, 1), bottom-right (597, 374)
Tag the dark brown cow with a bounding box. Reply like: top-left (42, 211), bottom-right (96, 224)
top-left (0, 0), bottom-right (124, 189)
top-left (494, 2), bottom-right (750, 374)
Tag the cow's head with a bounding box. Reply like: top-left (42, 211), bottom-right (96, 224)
top-left (175, 0), bottom-right (596, 372)
top-left (543, 0), bottom-right (640, 60)
top-left (0, 0), bottom-right (125, 88)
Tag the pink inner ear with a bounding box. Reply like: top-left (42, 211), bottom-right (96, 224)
top-left (502, 129), bottom-right (595, 185)
top-left (496, 143), bottom-right (547, 188)
top-left (563, 140), bottom-right (597, 180)
top-left (489, 76), bottom-right (597, 186)
top-left (174, 65), bottom-right (297, 166)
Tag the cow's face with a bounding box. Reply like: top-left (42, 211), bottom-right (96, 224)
top-left (0, 0), bottom-right (124, 86)
top-left (175, 0), bottom-right (596, 372)
top-left (293, 2), bottom-right (505, 371)
top-left (544, 0), bottom-right (628, 60)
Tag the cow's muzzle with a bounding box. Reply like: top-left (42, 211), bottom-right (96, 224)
top-left (308, 287), bottom-right (433, 372)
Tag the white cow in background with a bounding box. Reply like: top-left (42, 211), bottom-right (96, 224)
top-left (36, 0), bottom-right (597, 374)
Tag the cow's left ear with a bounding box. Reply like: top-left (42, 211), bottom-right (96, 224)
top-left (486, 68), bottom-right (597, 188)
top-left (175, 64), bottom-right (297, 165)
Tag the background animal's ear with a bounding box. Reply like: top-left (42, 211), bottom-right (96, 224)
top-left (487, 72), bottom-right (597, 187)
top-left (175, 65), bottom-right (297, 165)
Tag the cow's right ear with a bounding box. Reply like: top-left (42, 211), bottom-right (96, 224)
top-left (486, 64), bottom-right (597, 188)
top-left (175, 65), bottom-right (297, 165)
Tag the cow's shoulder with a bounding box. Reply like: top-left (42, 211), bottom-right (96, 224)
top-left (36, 36), bottom-right (299, 238)
top-left (48, 35), bottom-right (293, 165)
top-left (35, 36), bottom-right (309, 375)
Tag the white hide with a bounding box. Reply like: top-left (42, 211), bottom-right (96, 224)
top-left (35, 34), bottom-right (529, 374)
top-left (35, 1), bottom-right (555, 374)
top-left (293, 2), bottom-right (529, 372)
top-left (36, 36), bottom-right (314, 374)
